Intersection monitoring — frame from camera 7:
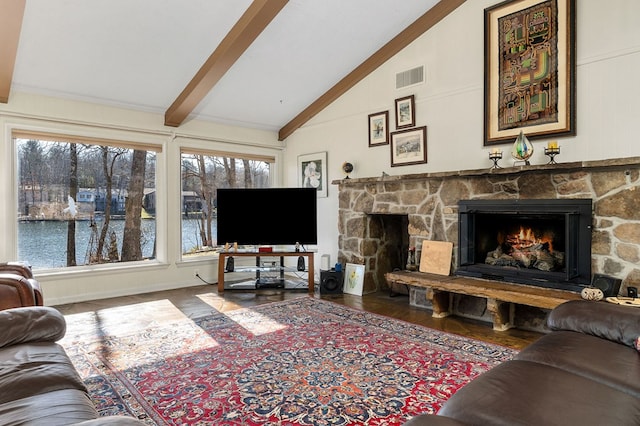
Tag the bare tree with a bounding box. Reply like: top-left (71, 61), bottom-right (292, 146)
top-left (66, 143), bottom-right (78, 266)
top-left (95, 147), bottom-right (125, 262)
top-left (242, 159), bottom-right (253, 188)
top-left (222, 158), bottom-right (237, 187)
top-left (121, 149), bottom-right (147, 261)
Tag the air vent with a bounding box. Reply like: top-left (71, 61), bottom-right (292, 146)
top-left (396, 66), bottom-right (424, 89)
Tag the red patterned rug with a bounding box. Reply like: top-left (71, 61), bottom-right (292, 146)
top-left (61, 297), bottom-right (516, 425)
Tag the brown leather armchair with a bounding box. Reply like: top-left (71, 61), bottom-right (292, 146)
top-left (0, 263), bottom-right (43, 309)
top-left (0, 262), bottom-right (34, 278)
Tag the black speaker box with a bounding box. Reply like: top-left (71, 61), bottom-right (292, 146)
top-left (320, 270), bottom-right (343, 294)
top-left (591, 274), bottom-right (622, 297)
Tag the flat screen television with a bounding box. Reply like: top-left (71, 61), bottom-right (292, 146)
top-left (216, 187), bottom-right (317, 247)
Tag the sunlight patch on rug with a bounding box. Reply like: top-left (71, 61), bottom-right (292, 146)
top-left (226, 309), bottom-right (289, 336)
top-left (61, 297), bottom-right (517, 425)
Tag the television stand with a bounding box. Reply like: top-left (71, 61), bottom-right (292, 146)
top-left (217, 251), bottom-right (314, 294)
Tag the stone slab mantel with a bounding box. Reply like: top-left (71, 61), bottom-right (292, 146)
top-left (332, 156), bottom-right (640, 187)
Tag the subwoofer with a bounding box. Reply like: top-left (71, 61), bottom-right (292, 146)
top-left (591, 274), bottom-right (622, 297)
top-left (320, 270), bottom-right (343, 294)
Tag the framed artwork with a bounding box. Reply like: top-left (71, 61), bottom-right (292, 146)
top-left (394, 95), bottom-right (415, 129)
top-left (368, 110), bottom-right (389, 147)
top-left (390, 126), bottom-right (427, 167)
top-left (484, 0), bottom-right (576, 146)
top-left (343, 263), bottom-right (365, 296)
top-left (298, 151), bottom-right (328, 198)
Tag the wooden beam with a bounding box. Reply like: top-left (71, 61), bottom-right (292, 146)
top-left (165, 0), bottom-right (289, 127)
top-left (278, 0), bottom-right (466, 141)
top-left (0, 0), bottom-right (26, 103)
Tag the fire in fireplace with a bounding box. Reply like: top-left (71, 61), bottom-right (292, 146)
top-left (457, 199), bottom-right (592, 292)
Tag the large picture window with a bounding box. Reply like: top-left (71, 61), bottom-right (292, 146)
top-left (15, 132), bottom-right (159, 269)
top-left (180, 149), bottom-right (272, 256)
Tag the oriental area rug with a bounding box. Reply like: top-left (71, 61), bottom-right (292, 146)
top-left (61, 297), bottom-right (516, 425)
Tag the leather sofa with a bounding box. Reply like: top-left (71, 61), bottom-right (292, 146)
top-left (0, 305), bottom-right (144, 425)
top-left (405, 300), bottom-right (640, 426)
top-left (0, 262), bottom-right (44, 309)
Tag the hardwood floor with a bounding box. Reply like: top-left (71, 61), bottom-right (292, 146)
top-left (54, 285), bottom-right (543, 350)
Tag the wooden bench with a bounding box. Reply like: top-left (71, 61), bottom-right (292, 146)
top-left (385, 271), bottom-right (582, 331)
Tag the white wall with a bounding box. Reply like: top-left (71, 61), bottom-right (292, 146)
top-left (282, 0), bottom-right (640, 267)
top-left (0, 92), bottom-right (283, 305)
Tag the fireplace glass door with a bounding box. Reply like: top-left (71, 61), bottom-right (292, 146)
top-left (457, 199), bottom-right (592, 291)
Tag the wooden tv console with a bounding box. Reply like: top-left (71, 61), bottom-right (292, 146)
top-left (217, 251), bottom-right (314, 294)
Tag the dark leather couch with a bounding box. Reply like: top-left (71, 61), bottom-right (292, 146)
top-left (405, 300), bottom-right (640, 426)
top-left (0, 306), bottom-right (144, 425)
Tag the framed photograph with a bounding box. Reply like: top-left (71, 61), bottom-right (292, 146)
top-left (298, 151), bottom-right (327, 198)
top-left (368, 110), bottom-right (389, 147)
top-left (484, 0), bottom-right (576, 146)
top-left (390, 126), bottom-right (427, 167)
top-left (344, 263), bottom-right (365, 296)
top-left (395, 95), bottom-right (415, 129)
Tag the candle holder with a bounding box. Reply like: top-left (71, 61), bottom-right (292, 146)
top-left (489, 151), bottom-right (503, 170)
top-left (544, 146), bottom-right (560, 164)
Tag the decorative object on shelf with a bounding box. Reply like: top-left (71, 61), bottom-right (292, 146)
top-left (343, 263), bottom-right (365, 296)
top-left (511, 130), bottom-right (534, 165)
top-left (298, 151), bottom-right (328, 197)
top-left (390, 126), bottom-right (427, 167)
top-left (342, 162), bottom-right (353, 179)
top-left (394, 95), bottom-right (415, 129)
top-left (489, 148), bottom-right (503, 170)
top-left (483, 0), bottom-right (576, 145)
top-left (368, 111), bottom-right (389, 146)
top-left (544, 141), bottom-right (561, 164)
top-left (406, 246), bottom-right (417, 271)
top-left (580, 286), bottom-right (604, 301)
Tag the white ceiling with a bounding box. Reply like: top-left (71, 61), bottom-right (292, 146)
top-left (12, 0), bottom-right (441, 134)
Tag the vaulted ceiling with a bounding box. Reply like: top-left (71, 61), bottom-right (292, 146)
top-left (2, 0), bottom-right (465, 140)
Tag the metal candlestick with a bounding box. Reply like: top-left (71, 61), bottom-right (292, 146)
top-left (544, 147), bottom-right (560, 164)
top-left (489, 151), bottom-right (503, 170)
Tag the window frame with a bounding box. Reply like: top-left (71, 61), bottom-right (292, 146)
top-left (4, 119), bottom-right (168, 274)
top-left (178, 146), bottom-right (277, 261)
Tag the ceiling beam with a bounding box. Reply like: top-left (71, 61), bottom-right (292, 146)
top-left (278, 0), bottom-right (466, 141)
top-left (165, 0), bottom-right (289, 127)
top-left (0, 0), bottom-right (26, 103)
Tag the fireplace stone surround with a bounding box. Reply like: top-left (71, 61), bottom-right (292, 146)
top-left (333, 157), bottom-right (640, 327)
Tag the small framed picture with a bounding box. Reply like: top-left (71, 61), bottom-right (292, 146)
top-left (298, 151), bottom-right (328, 197)
top-left (395, 95), bottom-right (415, 129)
top-left (368, 111), bottom-right (389, 147)
top-left (390, 126), bottom-right (427, 167)
top-left (343, 263), bottom-right (365, 296)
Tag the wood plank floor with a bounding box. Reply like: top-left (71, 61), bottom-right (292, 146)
top-left (54, 285), bottom-right (543, 350)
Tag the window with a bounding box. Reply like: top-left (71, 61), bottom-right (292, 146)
top-left (15, 133), bottom-right (159, 270)
top-left (180, 149), bottom-right (272, 256)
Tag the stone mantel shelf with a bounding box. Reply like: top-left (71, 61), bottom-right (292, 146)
top-left (332, 156), bottom-right (640, 186)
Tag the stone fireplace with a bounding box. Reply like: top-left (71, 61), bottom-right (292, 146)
top-left (334, 157), bottom-right (640, 302)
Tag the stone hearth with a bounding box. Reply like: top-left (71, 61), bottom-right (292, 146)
top-left (333, 157), bottom-right (640, 299)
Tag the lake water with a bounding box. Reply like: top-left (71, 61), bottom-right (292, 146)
top-left (18, 218), bottom-right (215, 269)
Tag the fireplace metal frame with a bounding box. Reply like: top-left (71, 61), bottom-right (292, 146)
top-left (457, 199), bottom-right (592, 292)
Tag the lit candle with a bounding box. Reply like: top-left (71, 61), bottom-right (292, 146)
top-left (548, 141), bottom-right (558, 149)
